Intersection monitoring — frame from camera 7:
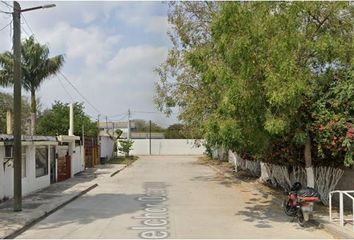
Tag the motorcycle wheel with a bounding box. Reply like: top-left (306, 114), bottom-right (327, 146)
top-left (283, 199), bottom-right (297, 217)
top-left (297, 209), bottom-right (306, 227)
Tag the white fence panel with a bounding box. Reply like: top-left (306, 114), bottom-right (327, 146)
top-left (72, 146), bottom-right (85, 175)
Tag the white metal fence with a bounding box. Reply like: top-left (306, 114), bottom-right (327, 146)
top-left (329, 190), bottom-right (354, 231)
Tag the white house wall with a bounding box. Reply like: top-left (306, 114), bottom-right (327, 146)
top-left (22, 145), bottom-right (51, 196)
top-left (129, 139), bottom-right (205, 156)
top-left (0, 144), bottom-right (53, 200)
top-left (100, 136), bottom-right (114, 159)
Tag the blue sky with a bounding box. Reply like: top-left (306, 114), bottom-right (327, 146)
top-left (0, 1), bottom-right (178, 127)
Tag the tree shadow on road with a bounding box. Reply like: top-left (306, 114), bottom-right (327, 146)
top-left (28, 193), bottom-right (145, 230)
top-left (193, 159), bottom-right (323, 233)
top-left (234, 189), bottom-right (323, 232)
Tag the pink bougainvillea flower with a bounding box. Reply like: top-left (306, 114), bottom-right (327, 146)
top-left (319, 124), bottom-right (325, 130)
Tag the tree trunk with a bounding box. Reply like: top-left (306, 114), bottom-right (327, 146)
top-left (304, 137), bottom-right (314, 188)
top-left (30, 88), bottom-right (36, 135)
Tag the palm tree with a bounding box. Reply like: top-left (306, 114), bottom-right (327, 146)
top-left (0, 36), bottom-right (64, 134)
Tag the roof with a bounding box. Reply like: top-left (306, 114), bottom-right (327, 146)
top-left (0, 134), bottom-right (57, 142)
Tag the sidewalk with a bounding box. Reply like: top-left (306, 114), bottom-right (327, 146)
top-left (0, 163), bottom-right (127, 239)
top-left (201, 158), bottom-right (354, 239)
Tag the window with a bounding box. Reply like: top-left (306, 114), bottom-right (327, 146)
top-left (35, 146), bottom-right (48, 177)
top-left (5, 145), bottom-right (12, 158)
top-left (22, 146), bottom-right (26, 178)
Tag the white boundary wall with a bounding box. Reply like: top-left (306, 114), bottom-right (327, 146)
top-left (129, 139), bottom-right (205, 156)
top-left (100, 136), bottom-right (114, 159)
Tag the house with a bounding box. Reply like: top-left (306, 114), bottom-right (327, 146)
top-left (98, 121), bottom-right (136, 160)
top-left (0, 134), bottom-right (58, 200)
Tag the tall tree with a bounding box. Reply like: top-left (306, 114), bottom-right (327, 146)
top-left (0, 36), bottom-right (64, 134)
top-left (155, 2), bottom-right (220, 138)
top-left (212, 2), bottom-right (353, 185)
top-left (36, 101), bottom-right (98, 137)
top-left (156, 2), bottom-right (354, 185)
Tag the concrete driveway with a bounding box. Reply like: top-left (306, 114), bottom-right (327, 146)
top-left (17, 155), bottom-right (331, 239)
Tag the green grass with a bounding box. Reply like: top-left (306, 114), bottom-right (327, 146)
top-left (108, 156), bottom-right (138, 165)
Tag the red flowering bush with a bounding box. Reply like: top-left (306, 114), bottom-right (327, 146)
top-left (311, 71), bottom-right (354, 167)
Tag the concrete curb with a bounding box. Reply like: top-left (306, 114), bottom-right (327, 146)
top-left (315, 220), bottom-right (354, 239)
top-left (4, 183), bottom-right (98, 239)
top-left (206, 163), bottom-right (354, 239)
top-left (110, 160), bottom-right (135, 177)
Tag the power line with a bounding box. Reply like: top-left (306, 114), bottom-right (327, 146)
top-left (21, 26), bottom-right (30, 37)
top-left (107, 114), bottom-right (128, 122)
top-left (0, 1), bottom-right (12, 9)
top-left (0, 9), bottom-right (11, 14)
top-left (0, 19), bottom-right (11, 32)
top-left (107, 112), bottom-right (127, 118)
top-left (133, 110), bottom-right (177, 115)
top-left (21, 13), bottom-right (36, 39)
top-left (57, 77), bottom-right (74, 102)
top-left (59, 71), bottom-right (101, 115)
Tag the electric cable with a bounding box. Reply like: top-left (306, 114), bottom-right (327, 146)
top-left (0, 19), bottom-right (11, 32)
top-left (59, 71), bottom-right (101, 115)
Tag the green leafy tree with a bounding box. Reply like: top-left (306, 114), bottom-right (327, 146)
top-left (156, 2), bottom-right (354, 177)
top-left (212, 2), bottom-right (352, 184)
top-left (155, 2), bottom-right (220, 138)
top-left (36, 101), bottom-right (98, 137)
top-left (118, 139), bottom-right (134, 157)
top-left (165, 123), bottom-right (185, 139)
top-left (0, 36), bottom-right (64, 134)
top-left (0, 92), bottom-right (31, 134)
top-left (132, 119), bottom-right (165, 133)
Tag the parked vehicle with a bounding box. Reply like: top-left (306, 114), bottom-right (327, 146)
top-left (283, 182), bottom-right (320, 227)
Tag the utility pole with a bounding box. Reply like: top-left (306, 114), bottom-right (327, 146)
top-left (97, 114), bottom-right (100, 163)
top-left (149, 120), bottom-right (152, 155)
top-left (127, 109), bottom-right (131, 140)
top-left (12, 1), bottom-right (56, 212)
top-left (13, 1), bottom-right (22, 212)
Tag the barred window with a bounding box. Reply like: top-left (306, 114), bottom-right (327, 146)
top-left (35, 146), bottom-right (48, 177)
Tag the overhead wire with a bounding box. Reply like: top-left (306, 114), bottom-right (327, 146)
top-left (108, 114), bottom-right (128, 122)
top-left (57, 77), bottom-right (74, 102)
top-left (0, 9), bottom-right (11, 14)
top-left (14, 10), bottom-right (105, 119)
top-left (0, 19), bottom-right (11, 32)
top-left (21, 26), bottom-right (30, 37)
top-left (59, 71), bottom-right (101, 115)
top-left (107, 112), bottom-right (127, 118)
top-left (133, 110), bottom-right (177, 115)
top-left (0, 1), bottom-right (12, 9)
top-left (0, 4), bottom-right (108, 123)
top-left (21, 13), bottom-right (37, 40)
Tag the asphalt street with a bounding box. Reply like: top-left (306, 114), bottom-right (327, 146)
top-left (17, 155), bottom-right (331, 239)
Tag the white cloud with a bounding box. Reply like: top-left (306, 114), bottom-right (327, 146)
top-left (34, 22), bottom-right (122, 69)
top-left (0, 2), bottom-right (178, 127)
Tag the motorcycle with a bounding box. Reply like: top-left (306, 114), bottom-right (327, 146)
top-left (283, 182), bottom-right (320, 227)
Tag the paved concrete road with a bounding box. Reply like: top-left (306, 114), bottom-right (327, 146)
top-left (17, 156), bottom-right (331, 239)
